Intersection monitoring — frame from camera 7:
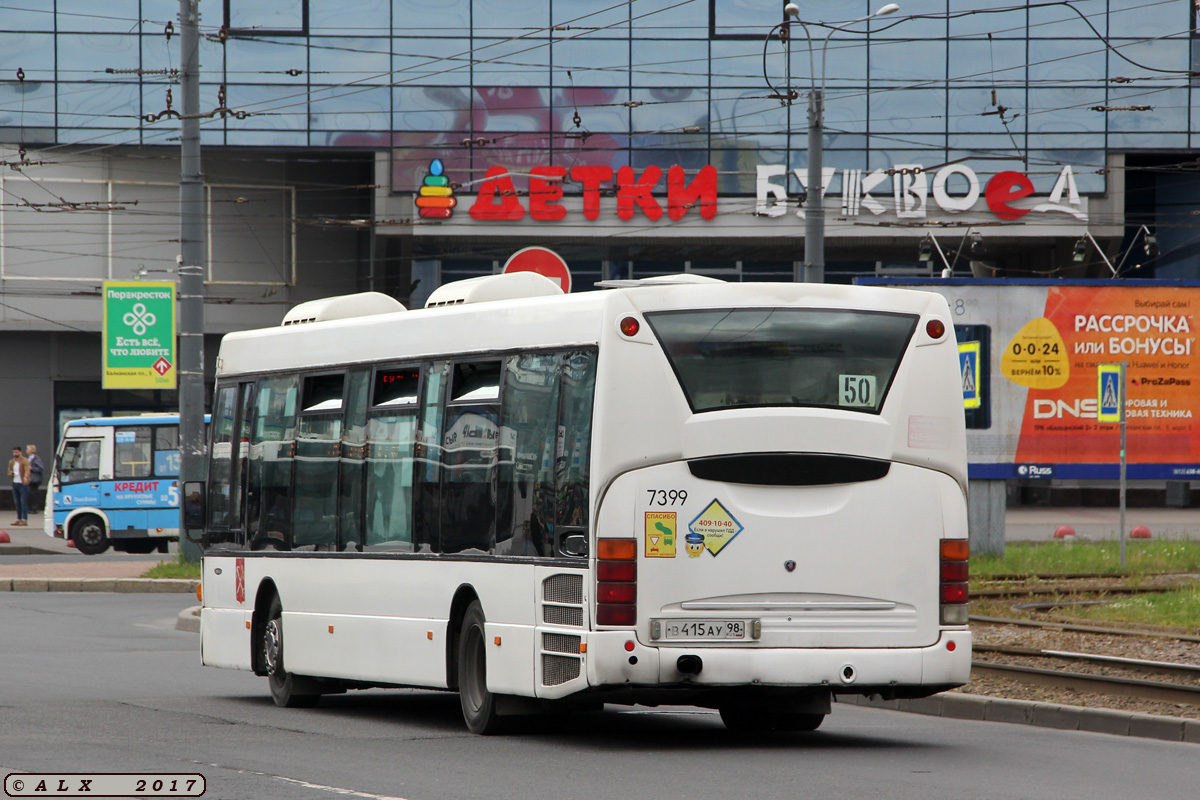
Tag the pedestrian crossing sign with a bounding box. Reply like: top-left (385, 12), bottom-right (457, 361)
top-left (959, 341), bottom-right (981, 409)
top-left (1097, 364), bottom-right (1123, 423)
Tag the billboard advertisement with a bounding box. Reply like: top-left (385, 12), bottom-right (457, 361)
top-left (891, 280), bottom-right (1200, 480)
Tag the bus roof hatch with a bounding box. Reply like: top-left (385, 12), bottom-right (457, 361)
top-left (281, 292), bottom-right (407, 326)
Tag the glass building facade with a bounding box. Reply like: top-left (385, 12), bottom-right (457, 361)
top-left (2, 0), bottom-right (1200, 285)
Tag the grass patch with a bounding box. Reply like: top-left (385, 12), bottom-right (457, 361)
top-left (972, 540), bottom-right (1200, 579)
top-left (139, 555), bottom-right (202, 580)
top-left (1057, 585), bottom-right (1200, 632)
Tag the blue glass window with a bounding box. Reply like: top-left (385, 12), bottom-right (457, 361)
top-left (474, 0), bottom-right (550, 38)
top-left (553, 38), bottom-right (630, 87)
top-left (633, 0), bottom-right (707, 38)
top-left (228, 0), bottom-right (307, 34)
top-left (393, 38), bottom-right (473, 86)
top-left (553, 0), bottom-right (630, 36)
top-left (393, 0), bottom-right (470, 33)
top-left (712, 0), bottom-right (783, 38)
top-left (632, 39), bottom-right (707, 86)
top-left (310, 38), bottom-right (391, 84)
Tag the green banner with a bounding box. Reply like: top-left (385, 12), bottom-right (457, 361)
top-left (102, 281), bottom-right (176, 389)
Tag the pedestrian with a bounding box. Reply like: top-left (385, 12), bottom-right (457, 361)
top-left (7, 445), bottom-right (31, 526)
top-left (27, 444), bottom-right (44, 514)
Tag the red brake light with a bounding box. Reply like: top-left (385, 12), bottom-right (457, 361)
top-left (597, 604), bottom-right (637, 626)
top-left (619, 316), bottom-right (640, 337)
top-left (926, 319), bottom-right (946, 339)
top-left (941, 583), bottom-right (969, 604)
top-left (597, 583), bottom-right (636, 603)
top-left (940, 561), bottom-right (969, 582)
top-left (598, 561), bottom-right (636, 581)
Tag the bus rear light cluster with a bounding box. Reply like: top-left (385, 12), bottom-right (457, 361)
top-left (939, 538), bottom-right (969, 625)
top-left (596, 538), bottom-right (636, 626)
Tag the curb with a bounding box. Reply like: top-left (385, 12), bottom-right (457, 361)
top-left (0, 545), bottom-right (68, 556)
top-left (176, 605), bottom-right (201, 633)
top-left (0, 578), bottom-right (198, 594)
top-left (837, 693), bottom-right (1200, 744)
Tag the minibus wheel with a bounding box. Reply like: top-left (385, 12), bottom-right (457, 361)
top-left (262, 595), bottom-right (319, 709)
top-left (457, 600), bottom-right (505, 734)
top-left (70, 515), bottom-right (110, 556)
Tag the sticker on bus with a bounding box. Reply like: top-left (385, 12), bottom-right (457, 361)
top-left (687, 499), bottom-right (743, 556)
top-left (644, 512), bottom-right (677, 558)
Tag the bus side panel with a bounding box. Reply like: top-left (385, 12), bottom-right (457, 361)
top-left (199, 607), bottom-right (253, 670)
top-left (283, 612), bottom-right (451, 688)
top-left (205, 556), bottom-right (543, 692)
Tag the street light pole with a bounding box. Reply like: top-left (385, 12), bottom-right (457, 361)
top-left (178, 0), bottom-right (205, 561)
top-left (783, 3), bottom-right (899, 284)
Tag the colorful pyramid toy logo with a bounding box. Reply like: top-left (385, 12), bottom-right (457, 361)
top-left (416, 159), bottom-right (455, 219)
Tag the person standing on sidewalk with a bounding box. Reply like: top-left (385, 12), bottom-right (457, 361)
top-left (26, 444), bottom-right (44, 514)
top-left (7, 445), bottom-right (31, 526)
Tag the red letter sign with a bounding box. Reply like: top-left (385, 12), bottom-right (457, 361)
top-left (569, 165), bottom-right (614, 220)
top-left (529, 166), bottom-right (567, 221)
top-left (985, 170), bottom-right (1034, 220)
top-left (616, 165), bottom-right (664, 221)
top-left (667, 165), bottom-right (718, 221)
top-left (469, 166), bottom-right (525, 221)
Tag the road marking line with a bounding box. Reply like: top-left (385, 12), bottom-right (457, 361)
top-left (269, 774), bottom-right (411, 800)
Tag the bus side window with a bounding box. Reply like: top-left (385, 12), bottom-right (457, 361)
top-left (293, 372), bottom-right (345, 551)
top-left (250, 374), bottom-right (299, 550)
top-left (557, 351), bottom-right (597, 533)
top-left (440, 360), bottom-right (503, 554)
top-left (365, 365), bottom-right (419, 551)
top-left (60, 440), bottom-right (101, 484)
top-left (413, 362), bottom-right (446, 552)
top-left (498, 352), bottom-right (562, 557)
top-left (339, 368), bottom-right (370, 552)
top-left (114, 426), bottom-right (152, 479)
top-left (208, 386), bottom-right (238, 530)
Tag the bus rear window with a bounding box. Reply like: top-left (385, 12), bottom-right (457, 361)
top-left (645, 308), bottom-right (918, 414)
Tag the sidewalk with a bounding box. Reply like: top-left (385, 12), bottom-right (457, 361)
top-left (0, 509), bottom-right (190, 588)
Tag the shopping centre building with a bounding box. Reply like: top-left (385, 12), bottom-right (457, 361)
top-left (2, 1), bottom-right (1199, 509)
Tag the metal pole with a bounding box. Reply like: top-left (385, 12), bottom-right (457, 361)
top-left (1118, 361), bottom-right (1127, 567)
top-left (178, 0), bottom-right (205, 561)
top-left (803, 87), bottom-right (824, 284)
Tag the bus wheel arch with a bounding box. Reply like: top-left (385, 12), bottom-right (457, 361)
top-left (69, 513), bottom-right (110, 556)
top-left (258, 591), bottom-right (319, 708)
top-left (250, 580), bottom-right (280, 676)
top-left (445, 585), bottom-right (480, 691)
top-left (455, 598), bottom-right (507, 734)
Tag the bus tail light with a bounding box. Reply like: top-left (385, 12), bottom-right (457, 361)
top-left (939, 538), bottom-right (969, 625)
top-left (597, 537), bottom-right (636, 626)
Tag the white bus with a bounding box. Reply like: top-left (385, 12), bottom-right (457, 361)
top-left (191, 274), bottom-right (971, 734)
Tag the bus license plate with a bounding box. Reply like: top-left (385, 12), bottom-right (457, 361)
top-left (656, 619), bottom-right (748, 641)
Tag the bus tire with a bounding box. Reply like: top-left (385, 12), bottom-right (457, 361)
top-left (775, 712), bottom-right (825, 732)
top-left (70, 515), bottom-right (110, 556)
top-left (262, 595), bottom-right (320, 709)
top-left (457, 601), bottom-right (505, 734)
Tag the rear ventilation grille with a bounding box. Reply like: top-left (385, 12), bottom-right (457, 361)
top-left (543, 632), bottom-right (581, 654)
top-left (542, 573), bottom-right (584, 628)
top-left (543, 573), bottom-right (583, 604)
top-left (542, 654), bottom-right (582, 686)
top-left (543, 605), bottom-right (583, 627)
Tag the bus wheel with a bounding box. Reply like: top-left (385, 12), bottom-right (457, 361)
top-left (70, 516), bottom-right (110, 556)
top-left (262, 596), bottom-right (319, 709)
top-left (457, 601), bottom-right (505, 734)
top-left (775, 712), bottom-right (825, 732)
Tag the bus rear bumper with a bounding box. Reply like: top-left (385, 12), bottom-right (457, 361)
top-left (584, 628), bottom-right (972, 695)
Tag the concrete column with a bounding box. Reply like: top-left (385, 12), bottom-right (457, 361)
top-left (968, 479), bottom-right (1006, 557)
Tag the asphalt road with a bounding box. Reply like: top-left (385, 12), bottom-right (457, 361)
top-left (2, 593), bottom-right (1198, 800)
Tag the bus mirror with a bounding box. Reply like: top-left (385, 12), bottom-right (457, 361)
top-left (182, 481), bottom-right (206, 529)
top-left (556, 528), bottom-right (588, 558)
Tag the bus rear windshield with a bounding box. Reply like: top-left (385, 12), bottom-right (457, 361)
top-left (646, 308), bottom-right (918, 414)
